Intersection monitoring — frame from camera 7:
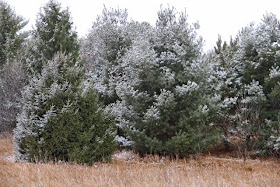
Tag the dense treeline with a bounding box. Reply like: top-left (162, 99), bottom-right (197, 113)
top-left (0, 0), bottom-right (280, 164)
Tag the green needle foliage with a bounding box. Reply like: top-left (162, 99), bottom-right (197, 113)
top-left (14, 54), bottom-right (117, 165)
top-left (0, 0), bottom-right (27, 66)
top-left (29, 0), bottom-right (79, 74)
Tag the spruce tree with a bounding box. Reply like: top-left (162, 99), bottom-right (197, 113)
top-left (14, 53), bottom-right (117, 164)
top-left (29, 0), bottom-right (79, 74)
top-left (14, 1), bottom-right (117, 164)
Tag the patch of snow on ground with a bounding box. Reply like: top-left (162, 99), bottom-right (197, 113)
top-left (112, 150), bottom-right (140, 160)
top-left (4, 155), bottom-right (15, 163)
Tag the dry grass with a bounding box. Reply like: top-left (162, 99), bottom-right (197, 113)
top-left (0, 134), bottom-right (280, 187)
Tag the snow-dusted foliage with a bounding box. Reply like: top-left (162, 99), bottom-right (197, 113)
top-left (271, 135), bottom-right (280, 156)
top-left (14, 54), bottom-right (79, 160)
top-left (0, 59), bottom-right (25, 132)
top-left (105, 6), bottom-right (219, 157)
top-left (269, 66), bottom-right (280, 79)
top-left (28, 0), bottom-right (79, 74)
top-left (206, 13), bottom-right (280, 156)
top-left (0, 0), bottom-right (27, 66)
top-left (236, 14), bottom-right (280, 155)
top-left (14, 52), bottom-right (117, 164)
top-left (206, 36), bottom-right (241, 147)
top-left (272, 137), bottom-right (280, 152)
top-left (234, 81), bottom-right (265, 141)
top-left (9, 1), bottom-right (280, 160)
top-left (175, 81), bottom-right (199, 96)
top-left (0, 1), bottom-right (27, 132)
top-left (81, 7), bottom-right (151, 105)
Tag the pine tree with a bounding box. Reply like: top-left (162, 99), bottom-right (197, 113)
top-left (107, 6), bottom-right (219, 157)
top-left (207, 13), bottom-right (280, 156)
top-left (81, 7), bottom-right (152, 105)
top-left (14, 53), bottom-right (117, 164)
top-left (206, 36), bottom-right (240, 150)
top-left (237, 14), bottom-right (280, 156)
top-left (29, 0), bottom-right (79, 74)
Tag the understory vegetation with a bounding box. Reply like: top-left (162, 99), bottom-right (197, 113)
top-left (1, 0), bottom-right (280, 165)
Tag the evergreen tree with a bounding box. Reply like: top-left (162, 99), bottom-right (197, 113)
top-left (107, 7), bottom-right (219, 157)
top-left (206, 36), bottom-right (241, 150)
top-left (81, 7), bottom-right (152, 105)
top-left (206, 14), bottom-right (280, 156)
top-left (0, 1), bottom-right (27, 132)
top-left (0, 0), bottom-right (27, 66)
top-left (233, 14), bottom-right (280, 155)
top-left (14, 0), bottom-right (116, 165)
top-left (29, 0), bottom-right (79, 74)
top-left (14, 53), bottom-right (117, 164)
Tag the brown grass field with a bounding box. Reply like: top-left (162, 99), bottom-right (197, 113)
top-left (0, 134), bottom-right (280, 187)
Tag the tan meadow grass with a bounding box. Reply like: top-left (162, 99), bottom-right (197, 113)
top-left (0, 134), bottom-right (279, 187)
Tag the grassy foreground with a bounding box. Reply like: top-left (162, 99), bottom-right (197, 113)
top-left (0, 134), bottom-right (280, 187)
